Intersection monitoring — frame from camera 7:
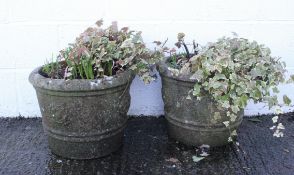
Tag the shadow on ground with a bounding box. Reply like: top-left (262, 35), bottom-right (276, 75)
top-left (0, 113), bottom-right (293, 175)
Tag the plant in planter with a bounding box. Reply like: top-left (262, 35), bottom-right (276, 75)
top-left (158, 33), bottom-right (291, 147)
top-left (29, 19), bottom-right (162, 159)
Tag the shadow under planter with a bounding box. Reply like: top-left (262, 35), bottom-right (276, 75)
top-left (29, 67), bottom-right (133, 159)
top-left (158, 61), bottom-right (243, 147)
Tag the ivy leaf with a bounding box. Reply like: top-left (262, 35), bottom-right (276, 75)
top-left (214, 73), bottom-right (226, 80)
top-left (283, 95), bottom-right (291, 106)
top-left (252, 89), bottom-right (261, 100)
top-left (275, 108), bottom-right (283, 114)
top-left (193, 83), bottom-right (201, 96)
top-left (121, 39), bottom-right (134, 48)
top-left (221, 101), bottom-right (230, 108)
top-left (223, 121), bottom-right (230, 127)
top-left (153, 41), bottom-right (162, 46)
top-left (231, 105), bottom-right (240, 113)
top-left (110, 21), bottom-right (118, 32)
top-left (230, 113), bottom-right (237, 122)
top-left (190, 70), bottom-right (204, 81)
top-left (175, 42), bottom-right (181, 48)
top-left (238, 95), bottom-right (248, 108)
top-left (177, 33), bottom-right (185, 41)
top-left (290, 74), bottom-right (294, 81)
top-left (186, 95), bottom-right (192, 100)
top-left (134, 32), bottom-right (144, 44)
top-left (231, 130), bottom-right (237, 136)
top-left (129, 65), bottom-right (137, 70)
top-left (95, 19), bottom-right (103, 27)
top-left (272, 116), bottom-right (278, 123)
top-left (272, 87), bottom-right (280, 93)
top-left (232, 32), bottom-right (239, 37)
top-left (192, 156), bottom-right (205, 162)
top-left (211, 81), bottom-right (223, 89)
top-left (267, 95), bottom-right (278, 109)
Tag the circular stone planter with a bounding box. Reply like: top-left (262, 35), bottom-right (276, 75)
top-left (29, 67), bottom-right (133, 159)
top-left (158, 61), bottom-right (243, 147)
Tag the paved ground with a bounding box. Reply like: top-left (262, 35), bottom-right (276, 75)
top-left (0, 113), bottom-right (293, 175)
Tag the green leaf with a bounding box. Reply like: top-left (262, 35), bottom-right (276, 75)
top-left (239, 95), bottom-right (248, 108)
top-left (291, 74), bottom-right (294, 81)
top-left (268, 96), bottom-right (278, 109)
top-left (95, 19), bottom-right (103, 27)
top-left (221, 101), bottom-right (230, 108)
top-left (252, 89), bottom-right (262, 100)
top-left (272, 87), bottom-right (280, 93)
top-left (231, 130), bottom-right (237, 136)
top-left (186, 95), bottom-right (192, 100)
top-left (193, 83), bottom-right (201, 96)
top-left (192, 156), bottom-right (205, 162)
top-left (283, 95), bottom-right (291, 106)
top-left (214, 73), bottom-right (226, 80)
top-left (230, 113), bottom-right (237, 122)
top-left (129, 65), bottom-right (137, 71)
top-left (223, 121), bottom-right (230, 127)
top-left (177, 33), bottom-right (185, 41)
top-left (190, 70), bottom-right (203, 81)
top-left (211, 81), bottom-right (223, 89)
top-left (231, 105), bottom-right (239, 113)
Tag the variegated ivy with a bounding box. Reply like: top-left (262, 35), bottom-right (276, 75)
top-left (168, 34), bottom-right (292, 139)
top-left (43, 19), bottom-right (163, 83)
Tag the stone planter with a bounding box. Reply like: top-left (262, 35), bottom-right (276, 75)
top-left (158, 61), bottom-right (243, 147)
top-left (29, 67), bottom-right (133, 159)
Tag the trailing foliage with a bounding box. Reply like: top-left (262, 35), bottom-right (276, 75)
top-left (42, 20), bottom-right (163, 83)
top-left (166, 34), bottom-right (292, 139)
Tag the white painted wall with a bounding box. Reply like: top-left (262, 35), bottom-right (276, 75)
top-left (1, 0), bottom-right (294, 117)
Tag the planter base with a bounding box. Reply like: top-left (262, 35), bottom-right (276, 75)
top-left (46, 129), bottom-right (124, 159)
top-left (166, 116), bottom-right (242, 147)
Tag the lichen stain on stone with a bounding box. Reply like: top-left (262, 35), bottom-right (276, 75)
top-left (90, 80), bottom-right (101, 89)
top-left (105, 77), bottom-right (113, 81)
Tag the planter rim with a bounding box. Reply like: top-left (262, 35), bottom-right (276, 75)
top-left (29, 66), bottom-right (132, 92)
top-left (157, 57), bottom-right (195, 83)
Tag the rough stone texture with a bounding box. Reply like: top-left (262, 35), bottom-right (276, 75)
top-left (0, 113), bottom-right (293, 175)
top-left (158, 61), bottom-right (243, 147)
top-left (28, 67), bottom-right (132, 159)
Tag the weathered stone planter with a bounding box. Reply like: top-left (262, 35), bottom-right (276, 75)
top-left (158, 61), bottom-right (243, 147)
top-left (29, 67), bottom-right (132, 159)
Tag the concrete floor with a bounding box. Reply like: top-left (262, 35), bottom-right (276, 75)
top-left (0, 114), bottom-right (293, 175)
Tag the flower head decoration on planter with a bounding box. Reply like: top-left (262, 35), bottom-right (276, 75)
top-left (162, 33), bottom-right (292, 143)
top-left (42, 19), bottom-right (163, 83)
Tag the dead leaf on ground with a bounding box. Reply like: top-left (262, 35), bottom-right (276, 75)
top-left (166, 158), bottom-right (179, 163)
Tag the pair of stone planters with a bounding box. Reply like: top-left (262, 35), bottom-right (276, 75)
top-left (30, 60), bottom-right (244, 159)
top-left (29, 67), bottom-right (132, 159)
